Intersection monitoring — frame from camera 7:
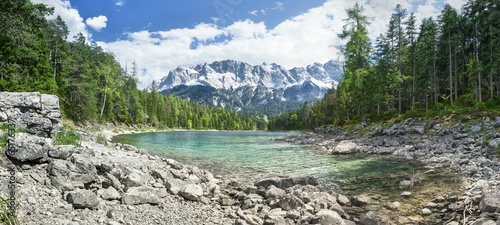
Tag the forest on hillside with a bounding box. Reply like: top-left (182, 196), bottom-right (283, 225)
top-left (270, 0), bottom-right (500, 131)
top-left (0, 0), bottom-right (263, 130)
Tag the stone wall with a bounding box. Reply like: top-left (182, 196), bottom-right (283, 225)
top-left (0, 92), bottom-right (62, 137)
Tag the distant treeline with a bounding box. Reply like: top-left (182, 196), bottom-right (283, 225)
top-left (0, 0), bottom-right (262, 130)
top-left (270, 0), bottom-right (500, 130)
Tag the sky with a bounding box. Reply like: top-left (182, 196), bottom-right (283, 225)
top-left (32, 0), bottom-right (468, 89)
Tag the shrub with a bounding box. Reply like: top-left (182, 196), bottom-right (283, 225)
top-left (0, 133), bottom-right (7, 148)
top-left (53, 125), bottom-right (81, 147)
top-left (474, 102), bottom-right (486, 111)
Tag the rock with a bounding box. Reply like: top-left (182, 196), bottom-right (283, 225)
top-left (265, 186), bottom-right (286, 199)
top-left (102, 172), bottom-right (122, 190)
top-left (421, 208), bottom-right (432, 215)
top-left (47, 158), bottom-right (97, 192)
top-left (470, 125), bottom-right (482, 133)
top-left (473, 218), bottom-right (497, 225)
top-left (401, 192), bottom-right (412, 198)
top-left (337, 194), bottom-right (350, 206)
top-left (493, 117), bottom-right (500, 127)
top-left (165, 178), bottom-right (187, 195)
top-left (487, 138), bottom-right (500, 155)
top-left (48, 145), bottom-right (75, 160)
top-left (122, 186), bottom-right (163, 205)
top-left (66, 189), bottom-right (99, 209)
top-left (121, 144), bottom-right (137, 152)
top-left (399, 180), bottom-right (411, 189)
top-left (351, 195), bottom-right (371, 207)
top-left (179, 184), bottom-right (203, 201)
top-left (278, 194), bottom-right (305, 211)
top-left (165, 158), bottom-right (184, 170)
top-left (237, 210), bottom-right (263, 225)
top-left (479, 189), bottom-right (500, 213)
top-left (254, 175), bottom-right (318, 190)
top-left (101, 186), bottom-right (121, 200)
top-left (332, 140), bottom-right (359, 154)
top-left (242, 194), bottom-right (264, 210)
top-left (360, 211), bottom-right (380, 225)
top-left (221, 196), bottom-right (236, 206)
top-left (121, 168), bottom-right (149, 189)
top-left (386, 202), bottom-right (400, 210)
top-left (311, 210), bottom-right (346, 225)
top-left (7, 133), bottom-right (52, 162)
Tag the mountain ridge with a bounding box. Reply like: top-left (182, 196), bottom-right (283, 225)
top-left (157, 59), bottom-right (342, 117)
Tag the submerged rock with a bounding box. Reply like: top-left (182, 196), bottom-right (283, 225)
top-left (255, 175), bottom-right (318, 190)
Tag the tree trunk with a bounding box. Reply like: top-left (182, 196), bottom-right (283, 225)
top-left (100, 71), bottom-right (109, 119)
top-left (449, 30), bottom-right (453, 106)
top-left (53, 40), bottom-right (58, 81)
top-left (425, 89), bottom-right (428, 117)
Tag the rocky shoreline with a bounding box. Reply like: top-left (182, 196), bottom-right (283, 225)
top-left (1, 92), bottom-right (499, 225)
top-left (275, 118), bottom-right (500, 224)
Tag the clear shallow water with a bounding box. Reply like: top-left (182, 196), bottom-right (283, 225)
top-left (113, 131), bottom-right (466, 222)
top-left (112, 131), bottom-right (419, 189)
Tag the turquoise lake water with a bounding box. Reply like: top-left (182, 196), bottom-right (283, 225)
top-left (112, 131), bottom-right (419, 191)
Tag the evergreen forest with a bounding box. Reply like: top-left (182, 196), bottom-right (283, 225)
top-left (269, 1), bottom-right (500, 131)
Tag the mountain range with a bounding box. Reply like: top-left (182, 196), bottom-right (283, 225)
top-left (158, 59), bottom-right (342, 117)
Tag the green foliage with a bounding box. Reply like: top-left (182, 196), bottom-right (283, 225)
top-left (0, 133), bottom-right (7, 148)
top-left (0, 124), bottom-right (9, 130)
top-left (0, 195), bottom-right (19, 225)
top-left (271, 1), bottom-right (500, 131)
top-left (53, 125), bottom-right (81, 147)
top-left (96, 133), bottom-right (107, 145)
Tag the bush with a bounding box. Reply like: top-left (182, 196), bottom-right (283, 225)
top-left (474, 102), bottom-right (486, 111)
top-left (53, 125), bottom-right (81, 147)
top-left (0, 133), bottom-right (7, 148)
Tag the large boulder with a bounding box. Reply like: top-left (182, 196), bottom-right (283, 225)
top-left (122, 186), bottom-right (166, 205)
top-left (332, 140), bottom-right (359, 154)
top-left (47, 157), bottom-right (98, 192)
top-left (479, 189), bottom-right (500, 213)
top-left (255, 175), bottom-right (318, 189)
top-left (0, 92), bottom-right (62, 137)
top-left (7, 133), bottom-right (52, 162)
top-left (165, 178), bottom-right (187, 195)
top-left (488, 138), bottom-right (500, 156)
top-left (66, 189), bottom-right (99, 209)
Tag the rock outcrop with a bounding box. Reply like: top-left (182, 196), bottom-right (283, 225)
top-left (0, 92), bottom-right (62, 137)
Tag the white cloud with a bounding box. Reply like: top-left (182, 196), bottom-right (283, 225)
top-left (115, 0), bottom-right (125, 7)
top-left (249, 10), bottom-right (258, 16)
top-left (86, 15), bottom-right (108, 31)
top-left (445, 0), bottom-right (466, 11)
top-left (30, 0), bottom-right (89, 41)
top-left (415, 0), bottom-right (439, 21)
top-left (273, 2), bottom-right (285, 11)
top-left (99, 0), bottom-right (450, 89)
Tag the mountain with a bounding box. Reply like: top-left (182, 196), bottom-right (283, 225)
top-left (158, 59), bottom-right (342, 117)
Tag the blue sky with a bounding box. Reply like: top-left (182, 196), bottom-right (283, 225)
top-left (33, 0), bottom-right (467, 89)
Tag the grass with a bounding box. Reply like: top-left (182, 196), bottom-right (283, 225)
top-left (0, 133), bottom-right (7, 149)
top-left (0, 195), bottom-right (19, 225)
top-left (0, 124), bottom-right (9, 130)
top-left (96, 133), bottom-right (107, 145)
top-left (53, 125), bottom-right (82, 147)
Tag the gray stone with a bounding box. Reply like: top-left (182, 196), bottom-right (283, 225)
top-left (121, 168), bottom-right (149, 189)
top-left (48, 145), bottom-right (75, 160)
top-left (102, 172), bottom-right (122, 190)
top-left (165, 178), bottom-right (187, 195)
top-left (399, 180), bottom-right (411, 189)
top-left (122, 186), bottom-right (164, 205)
top-left (360, 211), bottom-right (380, 225)
top-left (66, 189), bottom-right (99, 209)
top-left (278, 194), bottom-right (304, 211)
top-left (488, 138), bottom-right (500, 155)
top-left (7, 133), bottom-right (52, 162)
top-left (351, 195), bottom-right (371, 207)
top-left (421, 208), bottom-right (432, 215)
top-left (179, 183), bottom-right (203, 201)
top-left (332, 140), bottom-right (359, 154)
top-left (337, 194), bottom-right (350, 206)
top-left (312, 210), bottom-right (346, 225)
top-left (101, 186), bottom-right (121, 200)
top-left (479, 189), bottom-right (500, 213)
top-left (473, 218), bottom-right (497, 225)
top-left (493, 117), bottom-right (500, 127)
top-left (470, 125), bottom-right (482, 133)
top-left (254, 175), bottom-right (318, 190)
top-left (121, 144), bottom-right (137, 152)
top-left (265, 186), bottom-right (286, 199)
